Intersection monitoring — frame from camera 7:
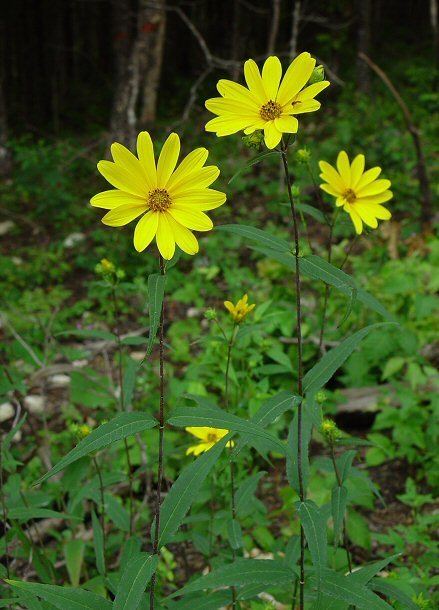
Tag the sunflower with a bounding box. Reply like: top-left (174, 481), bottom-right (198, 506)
top-left (90, 132), bottom-right (226, 259)
top-left (185, 427), bottom-right (233, 456)
top-left (224, 294), bottom-right (255, 323)
top-left (319, 151), bottom-right (392, 234)
top-left (205, 53), bottom-right (329, 149)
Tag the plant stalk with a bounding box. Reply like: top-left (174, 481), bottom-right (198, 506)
top-left (281, 140), bottom-right (305, 610)
top-left (93, 455), bottom-right (107, 577)
top-left (330, 445), bottom-right (353, 573)
top-left (0, 436), bottom-right (10, 581)
top-left (149, 255), bottom-right (166, 609)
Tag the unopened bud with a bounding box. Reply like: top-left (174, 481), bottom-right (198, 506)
top-left (308, 65), bottom-right (325, 85)
top-left (242, 131), bottom-right (265, 150)
top-left (320, 419), bottom-right (341, 444)
top-left (204, 308), bottom-right (217, 321)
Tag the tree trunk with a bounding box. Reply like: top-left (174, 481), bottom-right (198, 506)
top-left (356, 0), bottom-right (372, 93)
top-left (139, 0), bottom-right (166, 125)
top-left (289, 0), bottom-right (301, 60)
top-left (267, 0), bottom-right (281, 56)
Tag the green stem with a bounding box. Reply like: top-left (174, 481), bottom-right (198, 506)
top-left (110, 286), bottom-right (134, 536)
top-left (330, 445), bottom-right (353, 573)
top-left (0, 436), bottom-right (10, 581)
top-left (149, 255), bottom-right (166, 610)
top-left (93, 456), bottom-right (107, 577)
top-left (280, 139), bottom-right (305, 610)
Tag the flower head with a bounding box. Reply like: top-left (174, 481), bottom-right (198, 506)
top-left (91, 132), bottom-right (226, 260)
top-left (205, 53), bottom-right (329, 149)
top-left (224, 294), bottom-right (255, 323)
top-left (186, 426), bottom-right (233, 456)
top-left (320, 419), bottom-right (341, 445)
top-left (319, 151), bottom-right (392, 234)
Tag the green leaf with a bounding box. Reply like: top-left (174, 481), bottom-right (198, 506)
top-left (296, 202), bottom-right (326, 223)
top-left (235, 471), bottom-right (266, 517)
top-left (227, 519), bottom-right (243, 550)
top-left (165, 591), bottom-right (232, 609)
top-left (64, 539), bottom-right (85, 587)
top-left (146, 273), bottom-right (166, 356)
top-left (168, 406), bottom-right (285, 455)
top-left (218, 224), bottom-right (290, 252)
top-left (158, 436), bottom-right (229, 547)
top-left (122, 358), bottom-right (139, 408)
top-left (349, 554), bottom-right (400, 585)
top-left (7, 508), bottom-right (78, 521)
top-left (317, 568), bottom-right (393, 609)
top-left (370, 578), bottom-right (418, 610)
top-left (227, 151), bottom-right (279, 184)
top-left (113, 553), bottom-right (158, 610)
top-left (296, 501), bottom-right (327, 578)
top-left (169, 558), bottom-right (295, 598)
top-left (6, 580), bottom-right (112, 610)
top-left (287, 405), bottom-right (313, 493)
top-left (56, 329), bottom-right (116, 341)
top-left (303, 324), bottom-right (393, 396)
top-left (337, 450), bottom-right (357, 483)
top-left (331, 485), bottom-right (348, 548)
top-left (91, 510), bottom-right (105, 576)
top-left (35, 413), bottom-right (157, 485)
top-left (346, 510), bottom-right (371, 550)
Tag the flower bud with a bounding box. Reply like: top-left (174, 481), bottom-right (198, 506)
top-left (204, 308), bottom-right (217, 321)
top-left (295, 148), bottom-right (311, 164)
top-left (316, 390), bottom-right (327, 404)
top-left (242, 131), bottom-right (265, 150)
top-left (320, 419), bottom-right (341, 445)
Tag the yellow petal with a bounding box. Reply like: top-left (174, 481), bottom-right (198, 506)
top-left (111, 142), bottom-right (150, 192)
top-left (157, 133), bottom-right (180, 188)
top-left (133, 211), bottom-right (159, 252)
top-left (244, 59), bottom-right (267, 104)
top-left (294, 81), bottom-right (330, 102)
top-left (337, 151), bottom-right (351, 185)
top-left (166, 213), bottom-right (199, 255)
top-left (186, 427), bottom-right (211, 440)
top-left (318, 160), bottom-right (345, 191)
top-left (168, 207), bottom-right (213, 231)
top-left (350, 154), bottom-right (365, 189)
top-left (169, 166), bottom-right (220, 196)
top-left (205, 97), bottom-right (258, 117)
top-left (224, 301), bottom-right (235, 314)
top-left (264, 122), bottom-right (282, 149)
top-left (136, 132), bottom-right (157, 189)
top-left (166, 148), bottom-right (209, 192)
top-left (290, 99), bottom-right (321, 114)
top-left (370, 204), bottom-right (392, 220)
top-left (187, 443), bottom-right (211, 456)
top-left (156, 213), bottom-right (175, 259)
top-left (320, 183), bottom-right (341, 198)
top-left (101, 204), bottom-right (146, 227)
top-left (172, 189), bottom-right (226, 211)
top-left (262, 56), bottom-right (282, 100)
top-left (97, 160), bottom-right (147, 198)
top-left (90, 190), bottom-right (144, 209)
top-left (355, 190), bottom-right (393, 205)
top-left (216, 79), bottom-right (260, 109)
top-left (205, 115), bottom-right (253, 136)
top-left (274, 115), bottom-right (299, 133)
top-left (354, 204), bottom-right (379, 228)
top-left (355, 166), bottom-right (382, 191)
top-left (356, 179), bottom-right (391, 197)
top-left (277, 52), bottom-right (315, 106)
top-left (348, 208), bottom-right (363, 234)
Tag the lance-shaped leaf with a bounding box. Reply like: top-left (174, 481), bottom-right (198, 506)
top-left (227, 519), bottom-right (243, 550)
top-left (157, 436), bottom-right (230, 547)
top-left (287, 405), bottom-right (313, 493)
top-left (218, 224), bottom-right (290, 252)
top-left (91, 510), bottom-right (105, 576)
top-left (146, 272), bottom-right (166, 355)
top-left (337, 450), bottom-right (357, 483)
top-left (303, 324), bottom-right (393, 396)
top-left (35, 412), bottom-right (157, 485)
top-left (370, 579), bottom-right (417, 610)
top-left (296, 501), bottom-right (328, 579)
top-left (7, 507), bottom-right (79, 521)
top-left (167, 406), bottom-right (285, 455)
top-left (316, 568), bottom-right (393, 609)
top-left (6, 580), bottom-right (112, 610)
top-left (169, 558), bottom-right (295, 598)
top-left (113, 553), bottom-right (158, 610)
top-left (235, 471), bottom-right (266, 517)
top-left (331, 485), bottom-right (348, 548)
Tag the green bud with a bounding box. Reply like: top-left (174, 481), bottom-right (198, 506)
top-left (242, 131), bottom-right (264, 150)
top-left (316, 390), bottom-right (327, 404)
top-left (295, 147), bottom-right (312, 164)
top-left (320, 419), bottom-right (341, 445)
top-left (204, 308), bottom-right (217, 321)
top-left (291, 185), bottom-right (300, 198)
top-left (308, 64), bottom-right (325, 85)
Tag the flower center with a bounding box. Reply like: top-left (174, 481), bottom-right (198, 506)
top-left (343, 188), bottom-right (356, 204)
top-left (148, 188), bottom-right (171, 212)
top-left (260, 100), bottom-right (282, 121)
top-left (207, 433), bottom-right (217, 442)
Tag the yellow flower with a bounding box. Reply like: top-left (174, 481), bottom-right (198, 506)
top-left (319, 151), bottom-right (392, 234)
top-left (224, 294), bottom-right (255, 323)
top-left (185, 427), bottom-right (233, 456)
top-left (91, 132), bottom-right (226, 260)
top-left (205, 53), bottom-right (329, 149)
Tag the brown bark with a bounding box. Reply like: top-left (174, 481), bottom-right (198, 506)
top-left (139, 0), bottom-right (166, 125)
top-left (289, 0), bottom-right (301, 60)
top-left (356, 0), bottom-right (371, 93)
top-left (267, 0), bottom-right (281, 56)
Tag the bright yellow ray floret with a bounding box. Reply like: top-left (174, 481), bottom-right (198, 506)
top-left (319, 151), bottom-right (393, 234)
top-left (224, 294), bottom-right (255, 323)
top-left (90, 132), bottom-right (226, 260)
top-left (185, 426), bottom-right (233, 456)
top-left (205, 53), bottom-right (330, 149)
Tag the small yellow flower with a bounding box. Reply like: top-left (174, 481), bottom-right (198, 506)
top-left (100, 258), bottom-right (115, 273)
top-left (319, 151), bottom-right (392, 234)
top-left (320, 419), bottom-right (341, 444)
top-left (205, 53), bottom-right (330, 149)
top-left (224, 294), bottom-right (255, 323)
top-left (70, 423), bottom-right (92, 441)
top-left (91, 132), bottom-right (226, 260)
top-left (185, 427), bottom-right (233, 456)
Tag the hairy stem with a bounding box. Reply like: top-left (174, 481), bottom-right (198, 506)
top-left (149, 255), bottom-right (166, 609)
top-left (111, 286), bottom-right (134, 536)
top-left (281, 141), bottom-right (305, 610)
top-left (93, 456), bottom-right (107, 577)
top-left (330, 445), bottom-right (353, 573)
